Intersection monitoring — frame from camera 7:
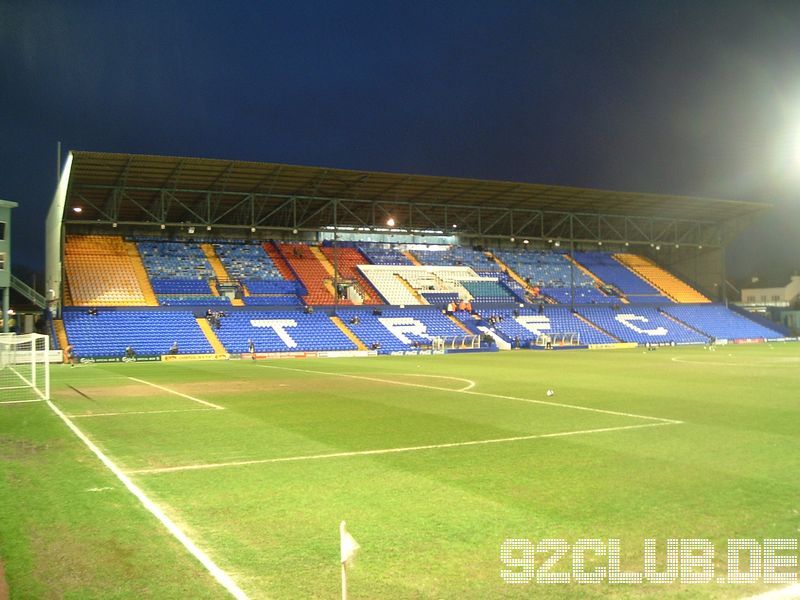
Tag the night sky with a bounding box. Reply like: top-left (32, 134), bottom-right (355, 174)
top-left (2, 1), bottom-right (800, 287)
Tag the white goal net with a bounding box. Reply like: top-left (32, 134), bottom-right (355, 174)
top-left (0, 333), bottom-right (50, 402)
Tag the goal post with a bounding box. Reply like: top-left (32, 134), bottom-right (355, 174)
top-left (0, 333), bottom-right (50, 401)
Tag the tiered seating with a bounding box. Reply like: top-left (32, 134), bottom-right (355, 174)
top-left (64, 235), bottom-right (148, 306)
top-left (320, 245), bottom-right (383, 304)
top-left (213, 311), bottom-right (357, 353)
top-left (465, 307), bottom-right (616, 346)
top-left (357, 245), bottom-right (413, 265)
top-left (336, 308), bottom-right (467, 354)
top-left (358, 266), bottom-right (422, 305)
top-left (460, 280), bottom-right (515, 303)
top-left (138, 241), bottom-right (219, 305)
top-left (577, 306), bottom-right (708, 344)
top-left (539, 286), bottom-right (616, 305)
top-left (278, 243), bottom-right (340, 305)
top-left (214, 243), bottom-right (284, 281)
top-left (614, 254), bottom-right (709, 303)
top-left (412, 246), bottom-right (501, 274)
top-left (214, 242), bottom-right (302, 305)
top-left (62, 309), bottom-right (213, 357)
top-left (158, 295), bottom-right (230, 306)
top-left (572, 251), bottom-right (670, 303)
top-left (663, 305), bottom-right (785, 341)
top-left (402, 267), bottom-right (472, 299)
top-left (421, 292), bottom-right (460, 306)
top-left (495, 249), bottom-right (595, 288)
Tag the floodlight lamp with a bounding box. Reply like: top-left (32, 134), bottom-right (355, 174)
top-left (510, 237), bottom-right (515, 242)
top-left (112, 222), bottom-right (117, 228)
top-left (655, 245), bottom-right (661, 250)
top-left (206, 225), bottom-right (212, 231)
top-left (452, 223), bottom-right (457, 229)
top-left (386, 217), bottom-right (396, 227)
top-left (188, 226), bottom-right (195, 234)
top-left (554, 241), bottom-right (560, 247)
top-left (523, 239), bottom-right (530, 244)
top-left (72, 206), bottom-right (83, 213)
top-left (251, 227), bottom-right (256, 233)
top-left (160, 223), bottom-right (166, 230)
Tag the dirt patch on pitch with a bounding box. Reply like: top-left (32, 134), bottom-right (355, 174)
top-left (0, 439), bottom-right (48, 461)
top-left (174, 375), bottom-right (383, 398)
top-left (0, 557), bottom-right (9, 600)
top-left (56, 383), bottom-right (167, 402)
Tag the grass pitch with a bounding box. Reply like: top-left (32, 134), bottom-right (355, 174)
top-left (1, 343), bottom-right (799, 598)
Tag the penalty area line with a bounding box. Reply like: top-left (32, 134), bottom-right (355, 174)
top-left (43, 399), bottom-right (249, 600)
top-left (130, 421), bottom-right (678, 475)
top-left (127, 377), bottom-right (224, 410)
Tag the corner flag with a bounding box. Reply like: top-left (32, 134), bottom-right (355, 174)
top-left (340, 521), bottom-right (360, 599)
top-left (340, 521), bottom-right (360, 565)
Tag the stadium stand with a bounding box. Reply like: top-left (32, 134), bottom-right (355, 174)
top-left (214, 242), bottom-right (284, 282)
top-left (576, 306), bottom-right (708, 344)
top-left (213, 310), bottom-right (358, 353)
top-left (494, 249), bottom-right (595, 288)
top-left (537, 286), bottom-right (616, 305)
top-left (336, 307), bottom-right (468, 354)
top-left (614, 253), bottom-right (710, 303)
top-left (64, 235), bottom-right (152, 306)
top-left (320, 245), bottom-right (384, 304)
top-left (662, 304), bottom-right (785, 340)
top-left (411, 246), bottom-right (501, 274)
top-left (463, 307), bottom-right (616, 346)
top-left (277, 242), bottom-right (341, 305)
top-left (460, 280), bottom-right (515, 302)
top-left (62, 309), bottom-right (214, 357)
top-left (138, 240), bottom-right (222, 306)
top-left (571, 251), bottom-right (671, 303)
top-left (357, 244), bottom-right (414, 265)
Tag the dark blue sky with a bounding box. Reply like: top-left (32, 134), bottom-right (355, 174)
top-left (2, 1), bottom-right (800, 285)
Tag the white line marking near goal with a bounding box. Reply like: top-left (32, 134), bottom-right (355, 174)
top-left (44, 399), bottom-right (249, 600)
top-left (257, 364), bottom-right (682, 424)
top-left (671, 356), bottom-right (800, 367)
top-left (127, 377), bottom-right (224, 410)
top-left (404, 373), bottom-right (476, 391)
top-left (129, 421), bottom-right (676, 475)
top-left (0, 399), bottom-right (42, 405)
top-left (67, 408), bottom-right (218, 418)
top-left (747, 583), bottom-right (800, 599)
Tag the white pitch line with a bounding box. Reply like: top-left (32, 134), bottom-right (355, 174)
top-left (127, 377), bottom-right (224, 410)
top-left (67, 408), bottom-right (218, 418)
top-left (43, 399), bottom-right (249, 600)
top-left (404, 373), bottom-right (476, 391)
top-left (0, 399), bottom-right (42, 405)
top-left (257, 364), bottom-right (682, 424)
top-left (129, 421), bottom-right (676, 475)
